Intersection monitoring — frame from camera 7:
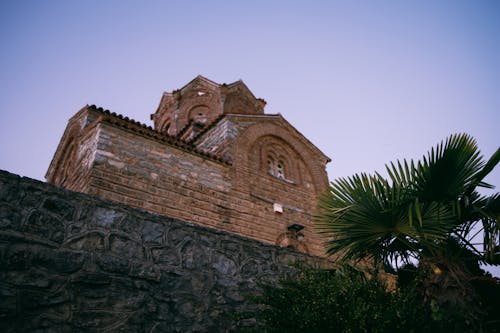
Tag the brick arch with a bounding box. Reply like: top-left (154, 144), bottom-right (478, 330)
top-left (156, 112), bottom-right (173, 135)
top-left (187, 105), bottom-right (211, 124)
top-left (161, 120), bottom-right (172, 134)
top-left (177, 92), bottom-right (221, 129)
top-left (254, 136), bottom-right (300, 183)
top-left (233, 122), bottom-right (328, 195)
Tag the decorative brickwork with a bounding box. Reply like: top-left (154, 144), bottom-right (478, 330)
top-left (46, 76), bottom-right (331, 256)
top-left (152, 76), bottom-right (266, 138)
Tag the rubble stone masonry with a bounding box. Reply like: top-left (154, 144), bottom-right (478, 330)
top-left (0, 170), bottom-right (331, 332)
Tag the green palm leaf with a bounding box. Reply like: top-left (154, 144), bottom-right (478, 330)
top-left (315, 133), bottom-right (499, 267)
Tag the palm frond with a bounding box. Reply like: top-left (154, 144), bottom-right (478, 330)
top-left (412, 133), bottom-right (484, 202)
top-left (466, 147), bottom-right (500, 194)
top-left (315, 133), bottom-right (499, 267)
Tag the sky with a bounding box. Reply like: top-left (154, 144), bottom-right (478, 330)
top-left (0, 1), bottom-right (499, 273)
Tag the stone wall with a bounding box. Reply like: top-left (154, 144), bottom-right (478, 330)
top-left (0, 170), bottom-right (331, 332)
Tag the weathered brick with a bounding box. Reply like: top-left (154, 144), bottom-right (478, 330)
top-left (45, 77), bottom-right (330, 257)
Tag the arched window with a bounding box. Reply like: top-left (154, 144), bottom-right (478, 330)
top-left (267, 156), bottom-right (286, 180)
top-left (253, 136), bottom-right (303, 184)
top-left (162, 122), bottom-right (171, 134)
top-left (188, 105), bottom-right (210, 126)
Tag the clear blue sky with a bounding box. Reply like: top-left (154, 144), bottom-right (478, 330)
top-left (1, 1), bottom-right (499, 273)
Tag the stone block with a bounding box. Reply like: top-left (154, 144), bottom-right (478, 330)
top-left (157, 271), bottom-right (189, 292)
top-left (71, 271), bottom-right (112, 286)
top-left (151, 246), bottom-right (180, 266)
top-left (181, 242), bottom-right (211, 269)
top-left (154, 302), bottom-right (175, 322)
top-left (0, 203), bottom-right (21, 231)
top-left (66, 232), bottom-right (105, 252)
top-left (19, 289), bottom-right (69, 310)
top-left (109, 234), bottom-right (144, 259)
top-left (117, 214), bottom-right (144, 238)
top-left (4, 245), bottom-right (32, 270)
top-left (5, 269), bottom-right (54, 289)
top-left (42, 197), bottom-right (75, 220)
top-left (190, 271), bottom-right (214, 294)
top-left (240, 260), bottom-right (260, 276)
top-left (167, 226), bottom-right (192, 246)
top-left (275, 251), bottom-right (299, 266)
top-left (212, 252), bottom-right (238, 276)
top-left (67, 223), bottom-right (83, 236)
top-left (141, 220), bottom-right (165, 244)
top-left (34, 248), bottom-right (86, 274)
top-left (72, 310), bottom-right (130, 330)
top-left (129, 262), bottom-right (161, 282)
top-left (92, 206), bottom-right (125, 228)
top-left (23, 210), bottom-right (65, 243)
top-left (96, 253), bottom-right (129, 274)
top-left (19, 188), bottom-right (45, 208)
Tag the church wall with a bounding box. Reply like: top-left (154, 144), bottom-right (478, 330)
top-left (84, 122), bottom-right (326, 256)
top-left (227, 164), bottom-right (326, 256)
top-left (196, 116), bottom-right (328, 252)
top-left (46, 110), bottom-right (101, 194)
top-left (89, 123), bottom-right (232, 230)
top-left (0, 169), bottom-right (332, 332)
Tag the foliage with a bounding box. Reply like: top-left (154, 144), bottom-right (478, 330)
top-left (315, 133), bottom-right (500, 268)
top-left (312, 134), bottom-right (499, 331)
top-left (397, 262), bottom-right (500, 333)
top-left (236, 266), bottom-right (483, 333)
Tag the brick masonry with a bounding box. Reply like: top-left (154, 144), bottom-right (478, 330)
top-left (0, 170), bottom-right (333, 332)
top-left (46, 77), bottom-right (331, 257)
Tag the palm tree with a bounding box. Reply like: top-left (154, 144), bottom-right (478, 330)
top-left (316, 133), bottom-right (499, 267)
top-left (315, 134), bottom-right (499, 327)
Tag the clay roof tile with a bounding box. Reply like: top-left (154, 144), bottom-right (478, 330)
top-left (87, 105), bottom-right (231, 166)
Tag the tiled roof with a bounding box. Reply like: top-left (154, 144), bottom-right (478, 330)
top-left (87, 105), bottom-right (231, 165)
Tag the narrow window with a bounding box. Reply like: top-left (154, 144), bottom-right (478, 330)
top-left (267, 156), bottom-right (275, 176)
top-left (276, 161), bottom-right (285, 179)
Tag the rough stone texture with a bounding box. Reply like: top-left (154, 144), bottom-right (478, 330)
top-left (196, 117), bottom-right (239, 162)
top-left (0, 170), bottom-right (332, 332)
top-left (46, 77), bottom-right (331, 257)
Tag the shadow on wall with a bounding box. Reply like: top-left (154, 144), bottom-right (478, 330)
top-left (0, 170), bottom-right (332, 332)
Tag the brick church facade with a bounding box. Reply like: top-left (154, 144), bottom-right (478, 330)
top-left (46, 76), bottom-right (331, 256)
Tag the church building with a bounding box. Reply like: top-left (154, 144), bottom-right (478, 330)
top-left (46, 76), bottom-right (331, 256)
